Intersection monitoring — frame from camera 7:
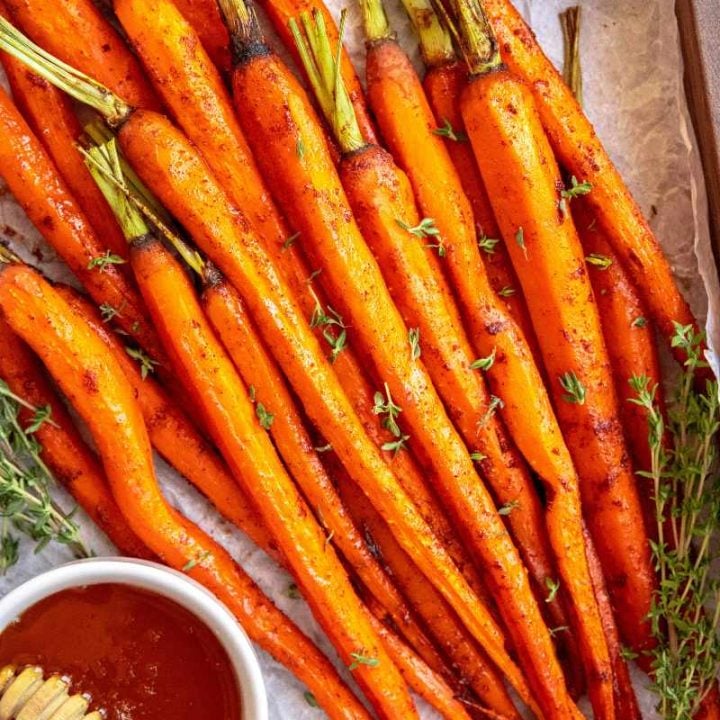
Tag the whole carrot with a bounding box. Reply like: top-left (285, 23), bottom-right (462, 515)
top-left (0, 85), bottom-right (160, 358)
top-left (0, 260), bottom-right (372, 720)
top-left (0, 316), bottom-right (151, 559)
top-left (0, 24), bottom-right (525, 707)
top-left (481, 0), bottom-right (706, 373)
top-left (54, 284), bottom-right (277, 558)
top-left (3, 0), bottom-right (160, 109)
top-left (0, 47), bottom-right (127, 259)
top-left (219, 1), bottom-right (564, 713)
top-left (455, 0), bottom-right (655, 663)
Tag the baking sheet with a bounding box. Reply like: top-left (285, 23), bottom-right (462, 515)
top-left (0, 0), bottom-right (718, 717)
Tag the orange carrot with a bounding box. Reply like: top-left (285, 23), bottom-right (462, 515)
top-left (55, 284), bottom-right (277, 558)
top-left (0, 85), bottom-right (161, 359)
top-left (170, 0), bottom-right (231, 72)
top-left (0, 260), bottom-right (372, 720)
top-left (218, 2), bottom-right (565, 713)
top-left (3, 0), bottom-right (160, 109)
top-left (0, 51), bottom-right (127, 259)
top-left (0, 316), bottom-right (152, 560)
top-left (456, 0), bottom-right (655, 664)
top-left (482, 0), bottom-right (707, 373)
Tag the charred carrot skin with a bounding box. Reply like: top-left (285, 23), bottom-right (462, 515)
top-left (0, 55), bottom-right (128, 260)
top-left (170, 0), bottom-right (231, 72)
top-left (201, 271), bottom-right (443, 674)
top-left (482, 0), bottom-right (706, 373)
top-left (258, 0), bottom-right (378, 144)
top-left (0, 262), bottom-right (371, 720)
top-left (54, 285), bottom-right (277, 558)
top-left (0, 87), bottom-right (161, 358)
top-left (131, 237), bottom-right (417, 719)
top-left (0, 317), bottom-right (152, 559)
top-left (334, 467), bottom-right (520, 719)
top-left (462, 69), bottom-right (656, 658)
top-left (3, 0), bottom-right (160, 110)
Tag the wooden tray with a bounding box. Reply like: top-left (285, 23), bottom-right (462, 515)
top-left (677, 0), bottom-right (720, 263)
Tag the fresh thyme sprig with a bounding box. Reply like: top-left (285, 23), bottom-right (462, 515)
top-left (0, 381), bottom-right (87, 572)
top-left (309, 293), bottom-right (348, 363)
top-left (373, 383), bottom-right (408, 453)
top-left (631, 323), bottom-right (720, 720)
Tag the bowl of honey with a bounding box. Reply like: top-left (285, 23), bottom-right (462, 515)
top-left (0, 558), bottom-right (267, 720)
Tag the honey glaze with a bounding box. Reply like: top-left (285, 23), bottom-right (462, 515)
top-left (0, 583), bottom-right (241, 719)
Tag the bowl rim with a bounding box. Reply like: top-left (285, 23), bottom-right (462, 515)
top-left (0, 556), bottom-right (268, 720)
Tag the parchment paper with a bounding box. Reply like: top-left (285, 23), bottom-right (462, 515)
top-left (0, 1), bottom-right (718, 718)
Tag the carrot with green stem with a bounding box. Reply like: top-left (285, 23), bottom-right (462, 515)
top-left (292, 6), bottom-right (568, 652)
top-left (0, 22), bottom-right (527, 710)
top-left (0, 315), bottom-right (152, 560)
top-left (218, 0), bottom-right (570, 713)
top-left (452, 0), bottom-right (656, 666)
top-left (479, 0), bottom-right (707, 375)
top-left (3, 0), bottom-right (160, 109)
top-left (0, 260), bottom-right (373, 720)
top-left (0, 85), bottom-right (161, 360)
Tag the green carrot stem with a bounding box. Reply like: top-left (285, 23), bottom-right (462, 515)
top-left (289, 9), bottom-right (365, 154)
top-left (358, 0), bottom-right (393, 43)
top-left (399, 0), bottom-right (455, 68)
top-left (216, 0), bottom-right (267, 62)
top-left (560, 7), bottom-right (583, 104)
top-left (449, 0), bottom-right (501, 76)
top-left (0, 243), bottom-right (21, 265)
top-left (0, 16), bottom-right (131, 125)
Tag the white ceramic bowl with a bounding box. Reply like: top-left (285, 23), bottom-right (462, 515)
top-left (0, 557), bottom-right (267, 720)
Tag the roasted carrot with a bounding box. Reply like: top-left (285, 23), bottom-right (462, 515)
top-left (455, 0), bottom-right (656, 663)
top-left (0, 85), bottom-right (161, 359)
top-left (0, 260), bottom-right (372, 720)
top-left (334, 464), bottom-right (520, 719)
top-left (218, 1), bottom-right (568, 712)
top-left (258, 0), bottom-right (378, 144)
top-left (0, 24), bottom-right (527, 707)
top-left (0, 50), bottom-right (127, 259)
top-left (0, 317), bottom-right (152, 559)
top-left (293, 6), bottom-right (565, 641)
top-left (3, 0), bottom-right (160, 109)
top-left (169, 0), bottom-right (231, 72)
top-left (54, 284), bottom-right (277, 559)
top-left (481, 0), bottom-right (706, 373)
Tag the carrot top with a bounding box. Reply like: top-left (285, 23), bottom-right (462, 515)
top-left (446, 0), bottom-right (501, 76)
top-left (399, 0), bottom-right (455, 68)
top-left (358, 0), bottom-right (392, 43)
top-left (216, 0), bottom-right (268, 60)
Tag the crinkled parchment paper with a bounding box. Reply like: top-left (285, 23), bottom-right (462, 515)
top-left (0, 0), bottom-right (717, 717)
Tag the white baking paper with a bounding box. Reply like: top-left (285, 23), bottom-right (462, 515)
top-left (0, 0), bottom-right (717, 718)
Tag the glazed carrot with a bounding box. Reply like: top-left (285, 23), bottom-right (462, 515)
top-left (3, 0), bottom-right (160, 109)
top-left (54, 284), bottom-right (277, 558)
top-left (219, 2), bottom-right (564, 713)
top-left (0, 24), bottom-right (526, 707)
top-left (334, 465), bottom-right (519, 719)
top-left (293, 8), bottom-right (563, 635)
top-left (455, 0), bottom-right (656, 662)
top-left (170, 0), bottom-right (231, 71)
top-left (0, 52), bottom-right (127, 260)
top-left (0, 86), bottom-right (160, 358)
top-left (0, 261), bottom-right (372, 720)
top-left (481, 0), bottom-right (706, 373)
top-left (258, 0), bottom-right (378, 143)
top-left (0, 317), bottom-right (151, 560)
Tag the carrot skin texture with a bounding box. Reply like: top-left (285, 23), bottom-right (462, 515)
top-left (116, 105), bottom-right (527, 709)
top-left (482, 0), bottom-right (705, 373)
top-left (131, 238), bottom-right (416, 720)
top-left (167, 0), bottom-right (231, 72)
top-left (422, 60), bottom-right (536, 346)
top-left (462, 69), bottom-right (656, 659)
top-left (0, 56), bottom-right (128, 261)
top-left (201, 274), bottom-right (443, 674)
top-left (0, 317), bottom-right (152, 559)
top-left (3, 0), bottom-right (160, 109)
top-left (0, 263), bottom-right (371, 720)
top-left (0, 87), bottom-right (161, 358)
top-left (258, 0), bottom-right (378, 144)
top-left (230, 47), bottom-right (570, 718)
top-left (54, 285), bottom-right (277, 557)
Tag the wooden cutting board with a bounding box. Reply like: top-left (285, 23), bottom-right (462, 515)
top-left (676, 0), bottom-right (720, 263)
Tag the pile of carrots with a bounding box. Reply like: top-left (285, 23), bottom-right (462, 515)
top-left (0, 0), bottom-right (713, 717)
